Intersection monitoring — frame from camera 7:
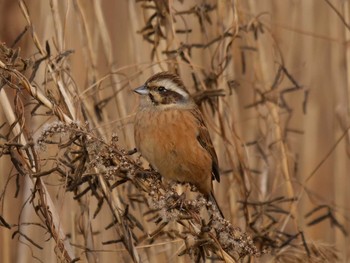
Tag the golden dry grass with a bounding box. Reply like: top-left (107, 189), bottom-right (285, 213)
top-left (0, 0), bottom-right (349, 262)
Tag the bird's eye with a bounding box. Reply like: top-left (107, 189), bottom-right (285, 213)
top-left (157, 86), bottom-right (166, 92)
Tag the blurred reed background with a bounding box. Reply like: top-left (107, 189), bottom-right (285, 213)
top-left (0, 0), bottom-right (349, 262)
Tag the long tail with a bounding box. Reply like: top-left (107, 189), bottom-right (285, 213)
top-left (207, 191), bottom-right (224, 218)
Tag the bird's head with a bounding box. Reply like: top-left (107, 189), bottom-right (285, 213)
top-left (134, 72), bottom-right (194, 109)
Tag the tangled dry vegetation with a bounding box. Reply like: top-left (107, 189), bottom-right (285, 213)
top-left (0, 41), bottom-right (260, 262)
top-left (0, 1), bottom-right (347, 262)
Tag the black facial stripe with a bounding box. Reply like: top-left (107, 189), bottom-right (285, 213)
top-left (146, 72), bottom-right (188, 93)
top-left (159, 90), bottom-right (185, 104)
top-left (149, 93), bottom-right (159, 105)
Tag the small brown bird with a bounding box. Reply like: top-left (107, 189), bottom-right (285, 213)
top-left (134, 72), bottom-right (223, 217)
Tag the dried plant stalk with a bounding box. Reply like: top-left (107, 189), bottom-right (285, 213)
top-left (0, 0), bottom-right (349, 262)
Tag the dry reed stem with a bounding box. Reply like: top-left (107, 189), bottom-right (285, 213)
top-left (1, 42), bottom-right (250, 262)
top-left (12, 54), bottom-right (141, 263)
top-left (0, 64), bottom-right (75, 261)
top-left (1, 0), bottom-right (348, 262)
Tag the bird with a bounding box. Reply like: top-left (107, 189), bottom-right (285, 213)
top-left (133, 71), bottom-right (223, 217)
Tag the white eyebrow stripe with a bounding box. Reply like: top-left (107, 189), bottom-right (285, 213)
top-left (156, 79), bottom-right (189, 99)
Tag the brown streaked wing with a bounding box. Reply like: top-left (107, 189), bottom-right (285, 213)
top-left (192, 108), bottom-right (220, 182)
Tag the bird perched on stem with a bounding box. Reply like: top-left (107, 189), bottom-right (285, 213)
top-left (134, 72), bottom-right (223, 217)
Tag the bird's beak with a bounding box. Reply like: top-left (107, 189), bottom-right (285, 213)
top-left (133, 85), bottom-right (149, 95)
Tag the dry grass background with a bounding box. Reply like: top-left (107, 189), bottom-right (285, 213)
top-left (0, 0), bottom-right (349, 262)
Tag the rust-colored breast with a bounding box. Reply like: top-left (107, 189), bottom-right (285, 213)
top-left (134, 107), bottom-right (214, 194)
